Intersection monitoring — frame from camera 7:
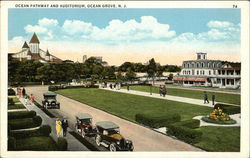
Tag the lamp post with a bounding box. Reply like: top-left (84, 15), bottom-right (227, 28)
top-left (150, 84), bottom-right (152, 95)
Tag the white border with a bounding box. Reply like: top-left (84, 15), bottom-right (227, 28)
top-left (1, 1), bottom-right (249, 158)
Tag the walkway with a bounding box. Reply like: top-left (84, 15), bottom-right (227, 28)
top-left (100, 87), bottom-right (240, 107)
top-left (18, 97), bottom-right (89, 151)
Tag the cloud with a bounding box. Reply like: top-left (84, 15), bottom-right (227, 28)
top-left (207, 20), bottom-right (233, 28)
top-left (24, 25), bottom-right (48, 34)
top-left (38, 18), bottom-right (58, 27)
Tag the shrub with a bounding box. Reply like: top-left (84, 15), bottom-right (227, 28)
top-left (57, 137), bottom-right (68, 151)
top-left (8, 88), bottom-right (16, 96)
top-left (8, 111), bottom-right (36, 120)
top-left (214, 104), bottom-right (240, 115)
top-left (168, 125), bottom-right (202, 144)
top-left (172, 119), bottom-right (200, 129)
top-left (8, 137), bottom-right (16, 150)
top-left (8, 98), bottom-right (14, 106)
top-left (201, 116), bottom-right (236, 125)
top-left (48, 86), bottom-right (58, 91)
top-left (33, 116), bottom-right (43, 126)
top-left (135, 113), bottom-right (181, 128)
top-left (38, 125), bottom-right (51, 136)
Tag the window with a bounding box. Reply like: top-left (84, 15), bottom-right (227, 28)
top-left (197, 71), bottom-right (199, 75)
top-left (209, 71), bottom-right (211, 75)
top-left (196, 63), bottom-right (200, 68)
top-left (213, 63), bottom-right (216, 68)
top-left (201, 63), bottom-right (204, 68)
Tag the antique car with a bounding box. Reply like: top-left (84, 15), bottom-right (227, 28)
top-left (75, 113), bottom-right (96, 138)
top-left (95, 121), bottom-right (134, 151)
top-left (42, 92), bottom-right (60, 109)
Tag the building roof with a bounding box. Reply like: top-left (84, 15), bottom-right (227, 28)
top-left (27, 50), bottom-right (32, 56)
top-left (45, 49), bottom-right (50, 56)
top-left (22, 41), bottom-right (29, 48)
top-left (29, 33), bottom-right (40, 44)
top-left (219, 62), bottom-right (241, 70)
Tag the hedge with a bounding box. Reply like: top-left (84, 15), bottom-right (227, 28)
top-left (135, 113), bottom-right (181, 128)
top-left (8, 88), bottom-right (16, 96)
top-left (8, 137), bottom-right (16, 150)
top-left (8, 98), bottom-right (14, 106)
top-left (8, 116), bottom-right (42, 130)
top-left (57, 137), bottom-right (68, 151)
top-left (167, 125), bottom-right (202, 144)
top-left (201, 116), bottom-right (237, 125)
top-left (8, 111), bottom-right (36, 120)
top-left (11, 125), bottom-right (52, 138)
top-left (214, 103), bottom-right (240, 115)
top-left (48, 86), bottom-right (58, 91)
top-left (171, 119), bottom-right (200, 129)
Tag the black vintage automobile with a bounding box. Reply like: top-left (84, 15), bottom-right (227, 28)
top-left (95, 121), bottom-right (134, 151)
top-left (75, 113), bottom-right (96, 138)
top-left (42, 92), bottom-right (60, 109)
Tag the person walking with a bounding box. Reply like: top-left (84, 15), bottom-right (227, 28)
top-left (24, 94), bottom-right (29, 105)
top-left (204, 91), bottom-right (209, 104)
top-left (127, 84), bottom-right (130, 91)
top-left (212, 94), bottom-right (216, 106)
top-left (61, 117), bottom-right (69, 137)
top-left (18, 88), bottom-right (22, 98)
top-left (159, 85), bottom-right (162, 96)
top-left (162, 86), bottom-right (167, 97)
top-left (22, 87), bottom-right (26, 98)
top-left (56, 119), bottom-right (62, 137)
top-left (30, 94), bottom-right (34, 104)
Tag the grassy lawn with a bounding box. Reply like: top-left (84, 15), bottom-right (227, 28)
top-left (12, 97), bottom-right (20, 103)
top-left (8, 104), bottom-right (26, 110)
top-left (57, 88), bottom-right (212, 122)
top-left (123, 85), bottom-right (240, 105)
top-left (195, 126), bottom-right (240, 152)
top-left (15, 136), bottom-right (58, 151)
top-left (56, 88), bottom-right (240, 152)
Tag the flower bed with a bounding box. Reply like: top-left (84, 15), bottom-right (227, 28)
top-left (202, 108), bottom-right (236, 125)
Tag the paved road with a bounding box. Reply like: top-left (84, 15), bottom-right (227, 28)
top-left (25, 86), bottom-right (202, 152)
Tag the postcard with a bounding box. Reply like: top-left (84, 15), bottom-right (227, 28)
top-left (0, 1), bottom-right (249, 158)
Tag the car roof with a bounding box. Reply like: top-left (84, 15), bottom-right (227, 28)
top-left (43, 91), bottom-right (57, 97)
top-left (96, 121), bottom-right (119, 129)
top-left (76, 113), bottom-right (92, 119)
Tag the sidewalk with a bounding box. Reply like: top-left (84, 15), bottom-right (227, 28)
top-left (18, 97), bottom-right (89, 151)
top-left (100, 87), bottom-right (240, 107)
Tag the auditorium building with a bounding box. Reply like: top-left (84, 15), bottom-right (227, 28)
top-left (173, 52), bottom-right (241, 89)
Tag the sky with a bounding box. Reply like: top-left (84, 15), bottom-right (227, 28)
top-left (8, 8), bottom-right (241, 66)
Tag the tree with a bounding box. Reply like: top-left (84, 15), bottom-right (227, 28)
top-left (116, 71), bottom-right (125, 82)
top-left (146, 58), bottom-right (157, 84)
top-left (125, 68), bottom-right (136, 83)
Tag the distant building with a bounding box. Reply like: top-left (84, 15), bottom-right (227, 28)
top-left (9, 33), bottom-right (62, 63)
top-left (173, 52), bottom-right (241, 89)
top-left (83, 55), bottom-right (108, 66)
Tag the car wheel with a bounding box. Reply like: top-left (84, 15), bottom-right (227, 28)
top-left (109, 143), bottom-right (116, 152)
top-left (95, 135), bottom-right (101, 146)
top-left (81, 130), bottom-right (86, 138)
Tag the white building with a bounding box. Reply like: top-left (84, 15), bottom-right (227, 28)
top-left (10, 33), bottom-right (62, 63)
top-left (173, 52), bottom-right (240, 89)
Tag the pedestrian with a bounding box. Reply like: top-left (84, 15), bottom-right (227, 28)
top-left (24, 94), bottom-right (29, 105)
top-left (22, 87), bottom-right (26, 98)
top-left (56, 118), bottom-right (62, 137)
top-left (18, 88), bottom-right (22, 98)
top-left (159, 85), bottom-right (162, 96)
top-left (61, 117), bottom-right (68, 137)
top-left (30, 94), bottom-right (34, 104)
top-left (127, 84), bottom-right (130, 91)
top-left (212, 94), bottom-right (216, 106)
top-left (162, 86), bottom-right (167, 97)
top-left (204, 91), bottom-right (209, 104)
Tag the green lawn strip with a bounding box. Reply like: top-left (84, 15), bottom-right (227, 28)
top-left (124, 85), bottom-right (240, 105)
top-left (15, 136), bottom-right (58, 151)
top-left (8, 104), bottom-right (26, 110)
top-left (12, 97), bottom-right (20, 103)
top-left (69, 131), bottom-right (100, 151)
top-left (194, 126), bottom-right (240, 152)
top-left (201, 117), bottom-right (237, 125)
top-left (56, 88), bottom-right (212, 122)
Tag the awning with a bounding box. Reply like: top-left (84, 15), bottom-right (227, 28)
top-left (173, 77), bottom-right (183, 81)
top-left (195, 78), bottom-right (206, 82)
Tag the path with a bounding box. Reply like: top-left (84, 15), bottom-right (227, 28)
top-left (101, 87), bottom-right (240, 107)
top-left (18, 97), bottom-right (89, 151)
top-left (25, 86), bottom-right (202, 151)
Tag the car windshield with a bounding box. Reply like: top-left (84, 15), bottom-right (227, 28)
top-left (107, 128), bottom-right (119, 135)
top-left (80, 119), bottom-right (91, 124)
top-left (45, 96), bottom-right (55, 100)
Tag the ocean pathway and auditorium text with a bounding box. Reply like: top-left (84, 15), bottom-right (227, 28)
top-left (15, 4), bottom-right (127, 8)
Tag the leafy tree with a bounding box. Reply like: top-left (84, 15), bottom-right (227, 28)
top-left (125, 68), bottom-right (136, 83)
top-left (146, 58), bottom-right (157, 84)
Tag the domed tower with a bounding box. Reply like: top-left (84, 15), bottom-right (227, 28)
top-left (22, 41), bottom-right (29, 50)
top-left (29, 33), bottom-right (40, 54)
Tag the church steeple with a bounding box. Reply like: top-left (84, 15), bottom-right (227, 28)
top-left (29, 33), bottom-right (40, 44)
top-left (29, 33), bottom-right (40, 53)
top-left (22, 41), bottom-right (29, 49)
